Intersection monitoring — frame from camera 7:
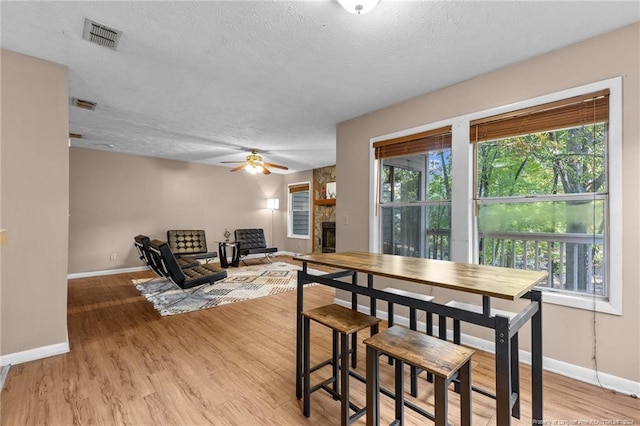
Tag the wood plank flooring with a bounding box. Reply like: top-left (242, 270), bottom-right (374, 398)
top-left (1, 256), bottom-right (638, 425)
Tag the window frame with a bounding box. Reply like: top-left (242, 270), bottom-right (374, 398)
top-left (378, 151), bottom-right (452, 259)
top-left (287, 181), bottom-right (311, 239)
top-left (370, 77), bottom-right (622, 315)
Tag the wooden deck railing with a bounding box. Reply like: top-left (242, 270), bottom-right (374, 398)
top-left (385, 229), bottom-right (606, 297)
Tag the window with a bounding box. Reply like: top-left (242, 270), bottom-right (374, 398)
top-left (472, 90), bottom-right (610, 299)
top-left (288, 182), bottom-right (310, 238)
top-left (370, 78), bottom-right (622, 314)
top-left (374, 126), bottom-right (452, 259)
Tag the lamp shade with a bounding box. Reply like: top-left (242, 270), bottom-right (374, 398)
top-left (337, 0), bottom-right (379, 15)
top-left (267, 198), bottom-right (280, 210)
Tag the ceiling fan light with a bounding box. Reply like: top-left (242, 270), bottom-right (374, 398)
top-left (245, 164), bottom-right (263, 174)
top-left (337, 0), bottom-right (379, 15)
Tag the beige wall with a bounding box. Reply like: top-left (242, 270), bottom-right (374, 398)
top-left (69, 147), bottom-right (285, 274)
top-left (1, 50), bottom-right (69, 356)
top-left (336, 24), bottom-right (640, 382)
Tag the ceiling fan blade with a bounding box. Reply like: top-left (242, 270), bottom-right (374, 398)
top-left (263, 162), bottom-right (289, 170)
top-left (230, 164), bottom-right (248, 172)
top-left (221, 161), bottom-right (245, 164)
top-left (262, 166), bottom-right (271, 175)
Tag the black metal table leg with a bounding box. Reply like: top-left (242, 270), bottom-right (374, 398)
top-left (351, 272), bottom-right (358, 369)
top-left (511, 333), bottom-right (520, 418)
top-left (295, 262), bottom-right (306, 399)
top-left (531, 290), bottom-right (544, 424)
top-left (495, 315), bottom-right (512, 425)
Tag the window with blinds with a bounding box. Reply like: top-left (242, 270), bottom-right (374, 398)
top-left (373, 126), bottom-right (452, 260)
top-left (288, 183), bottom-right (310, 238)
top-left (472, 89), bottom-right (610, 297)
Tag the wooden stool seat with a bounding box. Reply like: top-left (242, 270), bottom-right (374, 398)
top-left (303, 303), bottom-right (382, 335)
top-left (302, 304), bottom-right (381, 426)
top-left (381, 287), bottom-right (435, 396)
top-left (364, 326), bottom-right (474, 426)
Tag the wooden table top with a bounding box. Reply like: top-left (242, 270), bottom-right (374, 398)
top-left (294, 251), bottom-right (548, 301)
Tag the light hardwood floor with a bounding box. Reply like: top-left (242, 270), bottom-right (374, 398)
top-left (1, 257), bottom-right (638, 425)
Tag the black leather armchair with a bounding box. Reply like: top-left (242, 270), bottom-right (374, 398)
top-left (166, 229), bottom-right (218, 262)
top-left (234, 228), bottom-right (277, 264)
top-left (149, 239), bottom-right (227, 289)
top-left (135, 235), bottom-right (200, 278)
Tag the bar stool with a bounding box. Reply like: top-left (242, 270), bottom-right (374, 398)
top-left (382, 287), bottom-right (435, 396)
top-left (302, 304), bottom-right (381, 426)
top-left (364, 325), bottom-right (474, 426)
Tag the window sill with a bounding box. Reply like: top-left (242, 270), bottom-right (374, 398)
top-left (287, 235), bottom-right (310, 240)
top-left (541, 290), bottom-right (621, 316)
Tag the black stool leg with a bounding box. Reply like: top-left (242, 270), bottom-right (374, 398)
top-left (366, 345), bottom-right (380, 426)
top-left (409, 308), bottom-right (418, 397)
top-left (459, 360), bottom-right (472, 426)
top-left (303, 316), bottom-right (311, 417)
top-left (434, 375), bottom-right (448, 426)
top-left (395, 359), bottom-right (405, 426)
top-left (351, 333), bottom-right (358, 369)
top-left (340, 332), bottom-right (350, 426)
top-left (332, 330), bottom-right (340, 400)
top-left (426, 313), bottom-right (434, 383)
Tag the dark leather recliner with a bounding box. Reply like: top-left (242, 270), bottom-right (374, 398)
top-left (149, 239), bottom-right (227, 289)
top-left (234, 228), bottom-right (277, 264)
top-left (134, 234), bottom-right (200, 278)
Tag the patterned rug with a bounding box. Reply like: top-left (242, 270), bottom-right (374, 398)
top-left (133, 261), bottom-right (318, 316)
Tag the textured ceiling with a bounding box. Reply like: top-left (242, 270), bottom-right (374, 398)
top-left (2, 1), bottom-right (639, 173)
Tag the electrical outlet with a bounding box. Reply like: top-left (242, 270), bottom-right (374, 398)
top-left (342, 215), bottom-right (349, 225)
top-left (110, 253), bottom-right (117, 261)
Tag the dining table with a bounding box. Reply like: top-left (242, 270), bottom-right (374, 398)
top-left (294, 251), bottom-right (548, 426)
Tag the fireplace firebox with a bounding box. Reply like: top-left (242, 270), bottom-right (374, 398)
top-left (321, 222), bottom-right (336, 253)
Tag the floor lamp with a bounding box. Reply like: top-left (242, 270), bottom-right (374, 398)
top-left (267, 198), bottom-right (279, 247)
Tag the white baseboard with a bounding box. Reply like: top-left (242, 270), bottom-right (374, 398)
top-left (0, 340), bottom-right (70, 366)
top-left (334, 299), bottom-right (640, 398)
top-left (68, 265), bottom-right (147, 279)
top-left (0, 364), bottom-right (10, 391)
top-left (67, 252), bottom-right (301, 280)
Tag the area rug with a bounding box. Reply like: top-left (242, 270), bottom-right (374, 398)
top-left (133, 261), bottom-right (318, 316)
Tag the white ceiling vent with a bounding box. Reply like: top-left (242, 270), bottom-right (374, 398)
top-left (82, 18), bottom-right (122, 50)
top-left (71, 97), bottom-right (97, 111)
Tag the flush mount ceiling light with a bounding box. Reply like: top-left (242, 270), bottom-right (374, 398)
top-left (337, 0), bottom-right (380, 15)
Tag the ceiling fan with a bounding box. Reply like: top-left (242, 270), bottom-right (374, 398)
top-left (221, 149), bottom-right (289, 175)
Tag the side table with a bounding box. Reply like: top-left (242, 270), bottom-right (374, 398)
top-left (218, 241), bottom-right (240, 268)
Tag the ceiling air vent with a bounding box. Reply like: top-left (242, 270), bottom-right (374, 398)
top-left (82, 18), bottom-right (122, 50)
top-left (69, 133), bottom-right (83, 139)
top-left (71, 97), bottom-right (97, 111)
